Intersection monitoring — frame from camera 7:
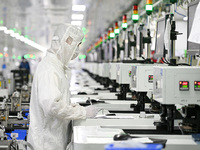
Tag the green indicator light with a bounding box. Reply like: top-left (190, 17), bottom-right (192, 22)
top-left (18, 56), bottom-right (21, 60)
top-left (24, 54), bottom-right (28, 59)
top-left (146, 4), bottom-right (153, 11)
top-left (0, 20), bottom-right (3, 24)
top-left (82, 27), bottom-right (86, 32)
top-left (82, 37), bottom-right (86, 43)
top-left (32, 55), bottom-right (36, 59)
top-left (182, 85), bottom-right (188, 88)
top-left (13, 28), bottom-right (16, 32)
top-left (122, 23), bottom-right (128, 29)
top-left (132, 14), bottom-right (139, 21)
top-left (79, 55), bottom-right (86, 59)
top-left (0, 54), bottom-right (3, 58)
top-left (12, 55), bottom-right (16, 59)
top-left (24, 35), bottom-right (29, 39)
top-left (114, 29), bottom-right (120, 34)
top-left (198, 85), bottom-right (200, 88)
top-left (195, 86), bottom-right (197, 88)
top-left (110, 33), bottom-right (115, 38)
top-left (18, 31), bottom-right (21, 35)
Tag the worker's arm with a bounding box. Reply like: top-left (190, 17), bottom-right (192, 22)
top-left (37, 70), bottom-right (87, 120)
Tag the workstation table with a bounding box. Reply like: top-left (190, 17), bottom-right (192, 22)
top-left (73, 126), bottom-right (199, 150)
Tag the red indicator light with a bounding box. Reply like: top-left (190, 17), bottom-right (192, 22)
top-left (198, 82), bottom-right (200, 85)
top-left (111, 27), bottom-right (114, 33)
top-left (133, 5), bottom-right (138, 10)
top-left (123, 15), bottom-right (127, 20)
top-left (133, 5), bottom-right (138, 14)
top-left (122, 14), bottom-right (127, 23)
top-left (182, 82), bottom-right (188, 85)
top-left (5, 53), bottom-right (8, 57)
top-left (115, 22), bottom-right (118, 28)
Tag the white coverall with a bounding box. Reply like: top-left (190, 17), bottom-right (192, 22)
top-left (27, 24), bottom-right (95, 150)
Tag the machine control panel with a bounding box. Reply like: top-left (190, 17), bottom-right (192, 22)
top-left (179, 81), bottom-right (189, 91)
top-left (153, 66), bottom-right (200, 105)
top-left (194, 81), bottom-right (200, 91)
top-left (148, 75), bottom-right (154, 83)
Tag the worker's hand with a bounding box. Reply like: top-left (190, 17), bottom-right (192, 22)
top-left (85, 105), bottom-right (98, 118)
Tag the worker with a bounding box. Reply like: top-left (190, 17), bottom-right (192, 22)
top-left (27, 23), bottom-right (97, 150)
top-left (19, 56), bottom-right (30, 74)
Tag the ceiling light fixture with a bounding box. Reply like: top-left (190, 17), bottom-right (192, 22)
top-left (71, 14), bottom-right (84, 20)
top-left (0, 26), bottom-right (7, 31)
top-left (71, 21), bottom-right (82, 26)
top-left (72, 5), bottom-right (86, 11)
top-left (4, 29), bottom-right (14, 34)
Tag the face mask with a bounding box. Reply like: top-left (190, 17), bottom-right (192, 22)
top-left (71, 47), bottom-right (79, 60)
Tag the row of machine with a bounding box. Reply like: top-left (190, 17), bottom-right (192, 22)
top-left (0, 69), bottom-right (31, 149)
top-left (71, 1), bottom-right (200, 150)
top-left (0, 0), bottom-right (200, 149)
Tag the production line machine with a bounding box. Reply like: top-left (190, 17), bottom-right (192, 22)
top-left (0, 75), bottom-right (31, 149)
top-left (75, 1), bottom-right (200, 150)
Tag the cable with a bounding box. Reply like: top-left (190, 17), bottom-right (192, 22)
top-left (175, 11), bottom-right (186, 17)
top-left (141, 56), bottom-right (145, 60)
top-left (178, 123), bottom-right (184, 135)
top-left (175, 3), bottom-right (187, 17)
top-left (161, 57), bottom-right (168, 64)
top-left (177, 63), bottom-right (190, 66)
top-left (190, 55), bottom-right (193, 66)
top-left (5, 133), bottom-right (12, 139)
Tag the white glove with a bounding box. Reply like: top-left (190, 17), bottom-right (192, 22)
top-left (85, 105), bottom-right (98, 118)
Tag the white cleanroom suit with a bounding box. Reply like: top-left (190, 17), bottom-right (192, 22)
top-left (27, 23), bottom-right (97, 150)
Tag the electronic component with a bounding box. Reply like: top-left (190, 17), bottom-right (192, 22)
top-left (194, 81), bottom-right (200, 91)
top-left (179, 81), bottom-right (189, 91)
top-left (153, 66), bottom-right (200, 104)
top-left (116, 63), bottom-right (140, 84)
top-left (148, 75), bottom-right (154, 83)
top-left (130, 64), bottom-right (163, 92)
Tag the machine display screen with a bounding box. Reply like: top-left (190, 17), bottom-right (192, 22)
top-left (155, 18), bottom-right (165, 58)
top-left (148, 75), bottom-right (153, 83)
top-left (194, 81), bottom-right (200, 91)
top-left (179, 81), bottom-right (189, 91)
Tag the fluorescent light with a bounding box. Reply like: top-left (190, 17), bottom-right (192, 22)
top-left (0, 26), bottom-right (7, 31)
top-left (10, 32), bottom-right (20, 38)
top-left (71, 21), bottom-right (82, 26)
top-left (24, 38), bottom-right (30, 44)
top-left (72, 5), bottom-right (86, 11)
top-left (1, 25), bottom-right (47, 53)
top-left (4, 29), bottom-right (14, 34)
top-left (71, 14), bottom-right (84, 20)
top-left (19, 36), bottom-right (26, 42)
top-left (15, 33), bottom-right (21, 39)
top-left (4, 47), bottom-right (8, 52)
